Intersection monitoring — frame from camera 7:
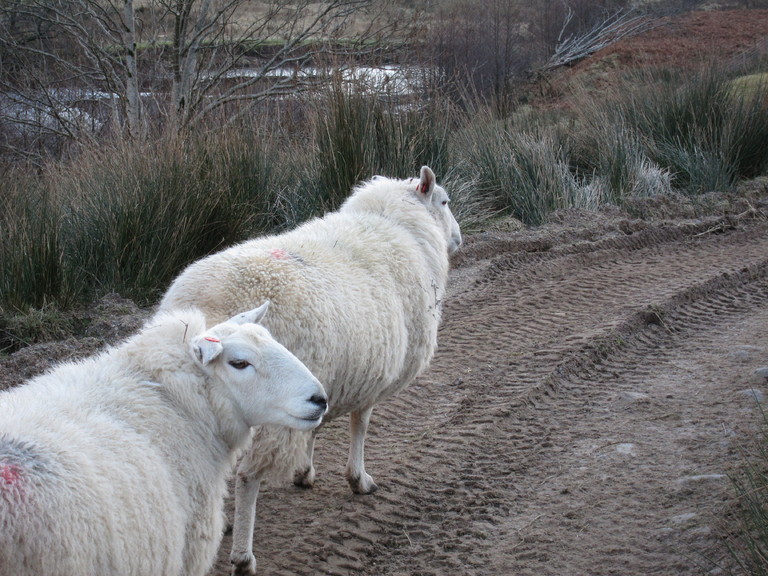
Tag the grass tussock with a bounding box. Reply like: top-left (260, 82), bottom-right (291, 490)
top-left (53, 131), bottom-right (287, 305)
top-left (2, 61), bottom-right (768, 319)
top-left (576, 66), bottom-right (768, 196)
top-left (0, 173), bottom-right (64, 311)
top-left (311, 82), bottom-right (454, 212)
top-left (455, 116), bottom-right (579, 226)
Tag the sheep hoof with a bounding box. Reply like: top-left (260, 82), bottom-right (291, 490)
top-left (293, 466), bottom-right (315, 488)
top-left (230, 552), bottom-right (257, 576)
top-left (347, 472), bottom-right (378, 495)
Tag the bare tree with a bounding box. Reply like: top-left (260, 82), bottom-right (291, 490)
top-left (161, 0), bottom-right (386, 129)
top-left (0, 0), bottom-right (390, 151)
top-left (428, 0), bottom-right (531, 110)
top-left (0, 0), bottom-right (143, 150)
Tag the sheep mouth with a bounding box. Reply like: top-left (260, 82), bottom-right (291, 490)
top-left (288, 411), bottom-right (325, 427)
top-left (301, 412), bottom-right (326, 423)
top-left (285, 417), bottom-right (323, 431)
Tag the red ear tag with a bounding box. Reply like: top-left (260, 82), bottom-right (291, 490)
top-left (204, 336), bottom-right (220, 343)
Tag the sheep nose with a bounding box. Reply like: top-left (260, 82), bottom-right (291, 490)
top-left (310, 393), bottom-right (328, 414)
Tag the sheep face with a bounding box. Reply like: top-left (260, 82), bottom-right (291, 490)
top-left (192, 305), bottom-right (328, 431)
top-left (414, 165), bottom-right (462, 255)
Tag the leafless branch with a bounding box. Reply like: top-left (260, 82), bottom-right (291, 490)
top-left (0, 0), bottom-right (392, 146)
top-left (542, 8), bottom-right (661, 72)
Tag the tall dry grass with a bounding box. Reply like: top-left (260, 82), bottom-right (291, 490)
top-left (573, 65), bottom-right (768, 196)
top-left (3, 62), bottom-right (768, 325)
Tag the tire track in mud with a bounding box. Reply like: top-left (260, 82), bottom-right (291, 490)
top-left (388, 265), bottom-right (768, 576)
top-left (211, 218), bottom-right (768, 576)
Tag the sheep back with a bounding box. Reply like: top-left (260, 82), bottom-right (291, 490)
top-left (0, 375), bottom-right (186, 575)
top-left (0, 310), bottom-right (233, 576)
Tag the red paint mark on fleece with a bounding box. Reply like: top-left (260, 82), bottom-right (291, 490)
top-left (0, 463), bottom-right (22, 487)
top-left (204, 336), bottom-right (220, 343)
top-left (270, 248), bottom-right (290, 261)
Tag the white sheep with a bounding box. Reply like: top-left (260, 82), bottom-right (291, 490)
top-left (0, 302), bottom-right (327, 576)
top-left (159, 165), bottom-right (462, 575)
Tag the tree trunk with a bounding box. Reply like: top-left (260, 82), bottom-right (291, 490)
top-left (122, 0), bottom-right (142, 139)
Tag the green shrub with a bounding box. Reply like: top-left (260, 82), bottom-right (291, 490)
top-left (595, 66), bottom-right (768, 195)
top-left (311, 82), bottom-right (454, 213)
top-left (55, 130), bottom-right (284, 305)
top-left (0, 174), bottom-right (65, 311)
top-left (453, 113), bottom-right (580, 225)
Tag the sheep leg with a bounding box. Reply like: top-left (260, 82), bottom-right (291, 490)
top-left (293, 429), bottom-right (317, 488)
top-left (230, 466), bottom-right (261, 576)
top-left (345, 406), bottom-right (378, 494)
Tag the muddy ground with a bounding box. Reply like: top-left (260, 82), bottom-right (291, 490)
top-left (4, 193), bottom-right (768, 576)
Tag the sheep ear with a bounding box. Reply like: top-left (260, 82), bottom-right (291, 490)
top-left (192, 335), bottom-right (224, 365)
top-left (414, 165), bottom-right (436, 202)
top-left (230, 300), bottom-right (270, 325)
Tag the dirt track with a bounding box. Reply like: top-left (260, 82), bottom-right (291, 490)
top-left (198, 209), bottom-right (768, 576)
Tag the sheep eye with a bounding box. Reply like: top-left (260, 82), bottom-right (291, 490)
top-left (442, 200), bottom-right (448, 206)
top-left (229, 359), bottom-right (250, 370)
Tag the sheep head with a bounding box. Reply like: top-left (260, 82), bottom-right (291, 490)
top-left (191, 302), bottom-right (328, 431)
top-left (413, 165), bottom-right (463, 255)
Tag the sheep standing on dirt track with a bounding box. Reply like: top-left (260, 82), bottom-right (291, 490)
top-left (0, 303), bottom-right (328, 576)
top-left (159, 165), bottom-right (462, 575)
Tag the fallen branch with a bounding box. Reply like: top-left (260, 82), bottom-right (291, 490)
top-left (542, 8), bottom-right (661, 72)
